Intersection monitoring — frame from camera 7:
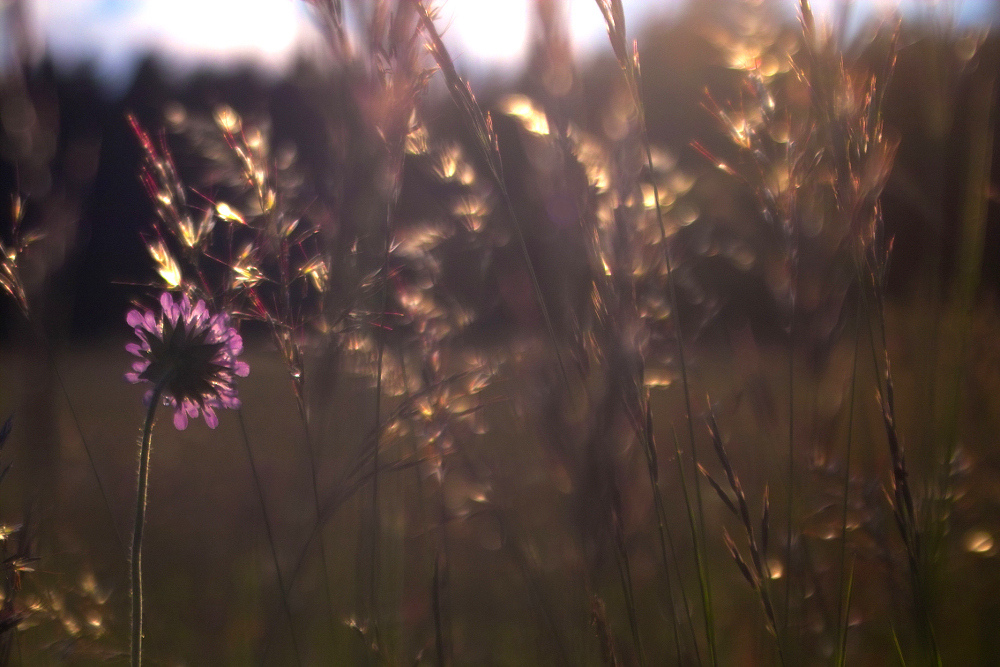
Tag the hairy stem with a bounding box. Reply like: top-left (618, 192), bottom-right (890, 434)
top-left (131, 378), bottom-right (168, 667)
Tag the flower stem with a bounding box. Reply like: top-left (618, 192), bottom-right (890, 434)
top-left (132, 378), bottom-right (168, 667)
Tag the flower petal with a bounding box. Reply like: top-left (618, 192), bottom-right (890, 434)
top-left (217, 392), bottom-right (241, 409)
top-left (191, 299), bottom-right (208, 324)
top-left (126, 290), bottom-right (249, 430)
top-left (179, 294), bottom-right (193, 319)
top-left (202, 406), bottom-right (219, 429)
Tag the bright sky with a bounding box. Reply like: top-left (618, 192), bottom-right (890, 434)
top-left (435, 0), bottom-right (681, 68)
top-left (24, 0), bottom-right (999, 85)
top-left (28, 0), bottom-right (682, 82)
top-left (30, 0), bottom-right (314, 82)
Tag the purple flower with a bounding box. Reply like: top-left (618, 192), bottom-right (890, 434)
top-left (125, 292), bottom-right (249, 429)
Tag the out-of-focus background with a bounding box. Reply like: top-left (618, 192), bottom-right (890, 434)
top-left (1, 0), bottom-right (998, 337)
top-left (1, 0), bottom-right (999, 663)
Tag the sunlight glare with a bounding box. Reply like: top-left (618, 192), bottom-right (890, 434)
top-left (435, 0), bottom-right (532, 69)
top-left (149, 0), bottom-right (306, 63)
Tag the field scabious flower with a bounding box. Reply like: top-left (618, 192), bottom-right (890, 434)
top-left (125, 292), bottom-right (249, 430)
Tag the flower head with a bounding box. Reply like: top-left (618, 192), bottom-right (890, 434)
top-left (125, 292), bottom-right (249, 429)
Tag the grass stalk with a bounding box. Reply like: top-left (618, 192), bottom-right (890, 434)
top-left (590, 2), bottom-right (717, 659)
top-left (611, 488), bottom-right (645, 665)
top-left (284, 387), bottom-right (450, 596)
top-left (499, 513), bottom-right (572, 665)
top-left (703, 407), bottom-right (785, 664)
top-left (367, 183), bottom-right (397, 651)
top-left (642, 430), bottom-right (685, 662)
top-left (591, 594), bottom-right (621, 666)
top-left (237, 409), bottom-right (303, 666)
top-left (432, 550), bottom-right (446, 667)
top-left (783, 275), bottom-right (795, 640)
top-left (639, 41), bottom-right (717, 667)
top-left (29, 319), bottom-right (127, 557)
top-left (411, 0), bottom-right (571, 391)
top-left (642, 400), bottom-right (699, 664)
top-left (890, 620), bottom-right (907, 666)
top-left (131, 377), bottom-right (168, 667)
top-left (270, 137), bottom-right (338, 641)
top-left (835, 297), bottom-right (862, 664)
top-left (434, 492), bottom-right (454, 667)
top-left (294, 404), bottom-right (338, 644)
top-left (860, 251), bottom-right (942, 664)
top-left (836, 558), bottom-right (856, 667)
top-left (673, 428), bottom-right (717, 665)
top-left (932, 56), bottom-right (996, 556)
